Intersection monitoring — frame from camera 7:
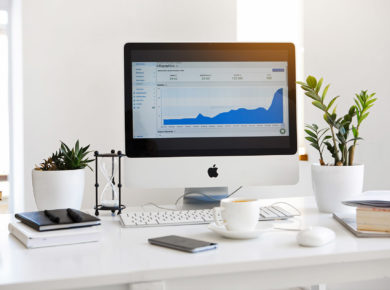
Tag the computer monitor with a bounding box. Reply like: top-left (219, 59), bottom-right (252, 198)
top-left (124, 43), bottom-right (298, 204)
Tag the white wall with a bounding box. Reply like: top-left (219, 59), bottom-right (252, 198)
top-left (17, 0), bottom-right (390, 211)
top-left (235, 0), bottom-right (313, 200)
top-left (19, 0), bottom-right (237, 210)
top-left (304, 0), bottom-right (390, 190)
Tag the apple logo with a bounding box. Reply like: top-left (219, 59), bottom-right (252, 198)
top-left (208, 164), bottom-right (218, 178)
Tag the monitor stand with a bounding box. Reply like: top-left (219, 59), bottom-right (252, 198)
top-left (181, 187), bottom-right (228, 209)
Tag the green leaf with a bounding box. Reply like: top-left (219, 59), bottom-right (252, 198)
top-left (310, 142), bottom-right (320, 150)
top-left (347, 137), bottom-right (363, 143)
top-left (305, 124), bottom-right (315, 131)
top-left (330, 113), bottom-right (337, 123)
top-left (354, 98), bottom-right (362, 112)
top-left (60, 141), bottom-right (71, 153)
top-left (326, 96), bottom-right (339, 111)
top-left (315, 78), bottom-right (323, 94)
top-left (344, 114), bottom-right (352, 123)
top-left (305, 136), bottom-right (317, 143)
top-left (312, 100), bottom-right (327, 111)
top-left (321, 84), bottom-right (330, 101)
top-left (348, 106), bottom-right (356, 116)
top-left (305, 124), bottom-right (314, 130)
top-left (296, 81), bottom-right (306, 86)
top-left (360, 112), bottom-right (369, 123)
top-left (352, 126), bottom-right (358, 138)
top-left (357, 93), bottom-right (364, 105)
top-left (324, 141), bottom-right (333, 148)
top-left (300, 85), bottom-right (313, 92)
top-left (366, 98), bottom-right (377, 106)
top-left (306, 75), bottom-right (317, 89)
top-left (75, 140), bottom-right (79, 154)
top-left (304, 129), bottom-right (317, 138)
top-left (318, 128), bottom-right (329, 138)
top-left (305, 91), bottom-right (321, 101)
top-left (323, 113), bottom-right (330, 124)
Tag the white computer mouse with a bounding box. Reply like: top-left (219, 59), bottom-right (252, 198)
top-left (297, 226), bottom-right (336, 247)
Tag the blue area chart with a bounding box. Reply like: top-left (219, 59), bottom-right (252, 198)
top-left (164, 88), bottom-right (284, 125)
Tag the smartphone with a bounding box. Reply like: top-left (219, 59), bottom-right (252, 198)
top-left (148, 235), bottom-right (217, 253)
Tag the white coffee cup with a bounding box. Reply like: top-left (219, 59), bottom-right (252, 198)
top-left (213, 197), bottom-right (261, 231)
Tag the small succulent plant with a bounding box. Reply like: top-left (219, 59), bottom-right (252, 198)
top-left (297, 76), bottom-right (377, 166)
top-left (38, 150), bottom-right (64, 171)
top-left (35, 140), bottom-right (94, 171)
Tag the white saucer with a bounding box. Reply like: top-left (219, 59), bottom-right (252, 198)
top-left (208, 223), bottom-right (273, 239)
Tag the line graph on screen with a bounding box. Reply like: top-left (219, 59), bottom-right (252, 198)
top-left (162, 88), bottom-right (284, 125)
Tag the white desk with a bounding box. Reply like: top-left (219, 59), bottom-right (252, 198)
top-left (1, 196), bottom-right (390, 290)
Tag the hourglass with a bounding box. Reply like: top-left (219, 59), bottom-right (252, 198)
top-left (94, 150), bottom-right (126, 216)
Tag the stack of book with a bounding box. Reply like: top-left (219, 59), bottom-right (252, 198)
top-left (345, 200), bottom-right (390, 232)
top-left (9, 209), bottom-right (101, 248)
top-left (334, 198), bottom-right (390, 237)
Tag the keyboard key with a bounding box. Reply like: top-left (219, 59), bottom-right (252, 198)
top-left (272, 206), bottom-right (291, 217)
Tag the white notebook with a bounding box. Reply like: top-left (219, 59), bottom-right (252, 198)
top-left (9, 222), bottom-right (101, 248)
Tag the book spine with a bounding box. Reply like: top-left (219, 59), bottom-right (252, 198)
top-left (358, 207), bottom-right (390, 213)
top-left (29, 232), bottom-right (100, 248)
top-left (357, 224), bottom-right (390, 233)
top-left (357, 207), bottom-right (390, 232)
top-left (15, 214), bottom-right (40, 231)
top-left (8, 223), bottom-right (31, 248)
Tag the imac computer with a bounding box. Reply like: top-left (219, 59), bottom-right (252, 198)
top-left (124, 43), bottom-right (298, 206)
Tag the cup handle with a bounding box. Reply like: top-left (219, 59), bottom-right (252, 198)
top-left (213, 207), bottom-right (225, 226)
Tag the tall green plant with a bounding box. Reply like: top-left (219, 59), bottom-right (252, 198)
top-left (297, 76), bottom-right (376, 166)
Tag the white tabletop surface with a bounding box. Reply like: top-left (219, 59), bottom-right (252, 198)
top-left (1, 196), bottom-right (390, 290)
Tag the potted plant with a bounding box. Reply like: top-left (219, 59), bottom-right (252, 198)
top-left (32, 140), bottom-right (94, 210)
top-left (297, 76), bottom-right (377, 213)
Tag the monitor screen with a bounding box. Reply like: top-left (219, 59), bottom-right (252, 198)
top-left (132, 61), bottom-right (289, 139)
top-left (124, 43), bottom-right (296, 157)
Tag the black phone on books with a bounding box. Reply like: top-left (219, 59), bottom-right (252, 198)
top-left (148, 235), bottom-right (217, 253)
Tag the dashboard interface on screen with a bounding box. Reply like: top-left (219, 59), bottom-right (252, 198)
top-left (132, 61), bottom-right (289, 139)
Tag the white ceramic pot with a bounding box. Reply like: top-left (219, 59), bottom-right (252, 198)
top-left (311, 164), bottom-right (364, 213)
top-left (32, 169), bottom-right (86, 210)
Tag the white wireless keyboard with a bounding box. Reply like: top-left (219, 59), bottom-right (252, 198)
top-left (119, 206), bottom-right (296, 228)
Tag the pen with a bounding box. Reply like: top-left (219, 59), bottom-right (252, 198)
top-left (67, 208), bottom-right (83, 223)
top-left (44, 210), bottom-right (60, 223)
